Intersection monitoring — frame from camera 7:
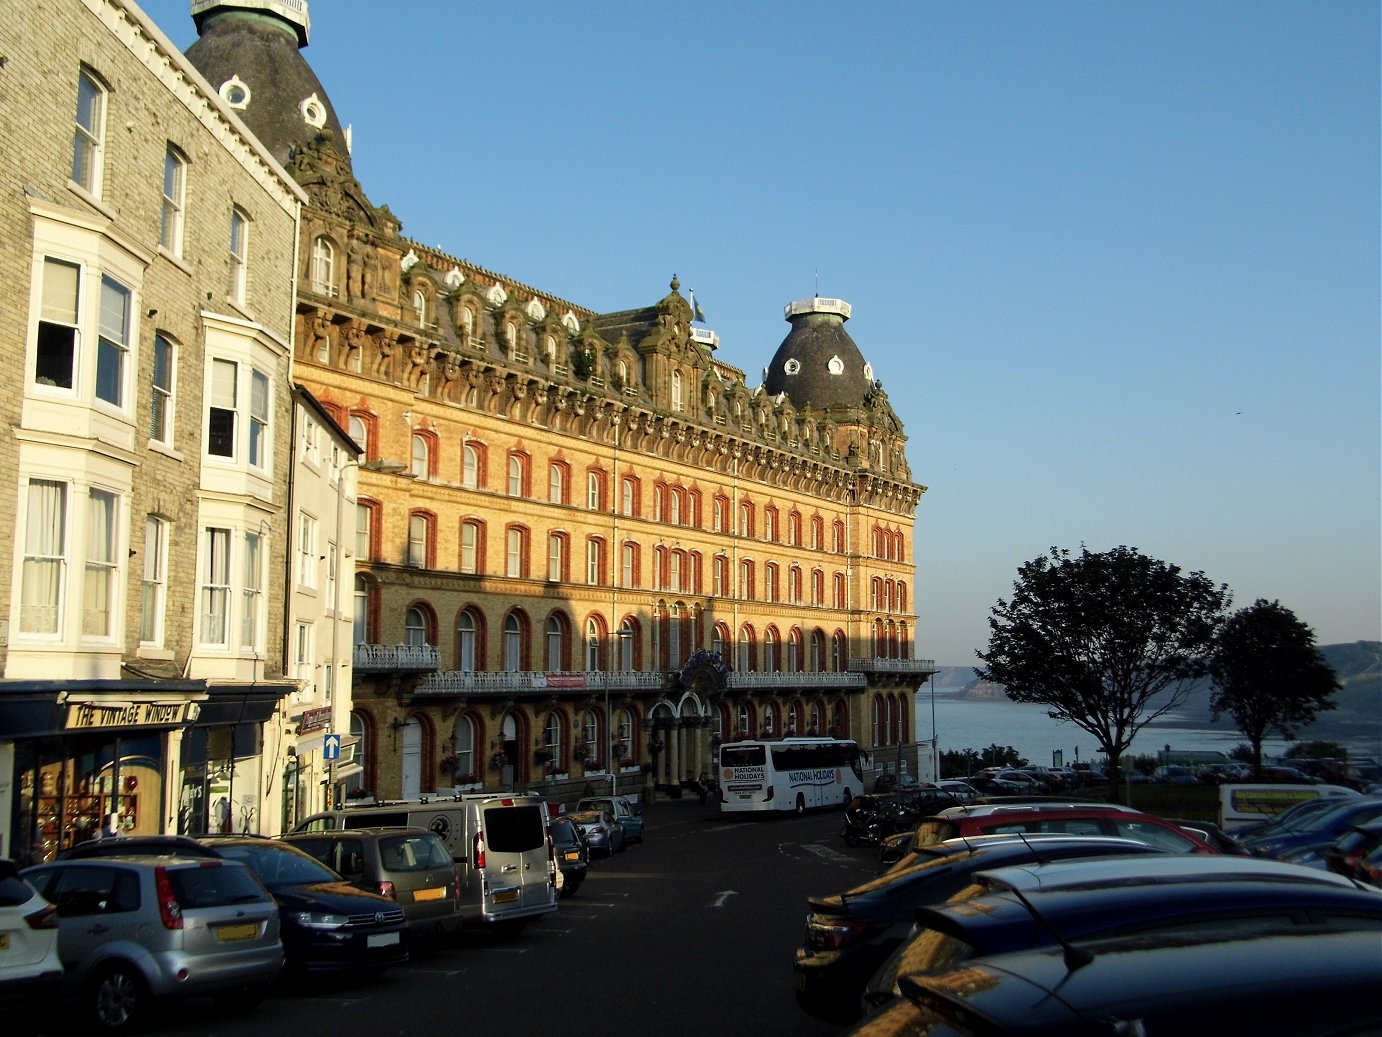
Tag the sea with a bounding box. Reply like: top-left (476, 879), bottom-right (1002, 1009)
top-left (916, 686), bottom-right (1379, 769)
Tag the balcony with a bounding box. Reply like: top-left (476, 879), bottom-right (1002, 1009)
top-left (353, 643), bottom-right (442, 672)
top-left (413, 670), bottom-right (666, 696)
top-left (847, 657), bottom-right (938, 675)
top-left (727, 671), bottom-right (865, 691)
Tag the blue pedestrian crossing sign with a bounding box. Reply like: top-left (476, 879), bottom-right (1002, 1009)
top-left (323, 734), bottom-right (342, 761)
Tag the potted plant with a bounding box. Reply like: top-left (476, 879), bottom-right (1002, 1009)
top-left (489, 750), bottom-right (507, 772)
top-left (438, 750), bottom-right (460, 776)
top-left (572, 743), bottom-right (591, 762)
top-left (533, 747), bottom-right (553, 766)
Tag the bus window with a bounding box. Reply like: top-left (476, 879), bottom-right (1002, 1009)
top-left (720, 745), bottom-right (766, 768)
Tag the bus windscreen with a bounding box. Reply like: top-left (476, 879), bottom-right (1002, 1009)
top-left (719, 745), bottom-right (766, 768)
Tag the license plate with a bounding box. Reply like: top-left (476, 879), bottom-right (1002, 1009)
top-left (493, 889), bottom-right (520, 904)
top-left (413, 886), bottom-right (446, 902)
top-left (367, 932), bottom-right (400, 948)
top-left (563, 851), bottom-right (581, 861)
top-left (216, 923), bottom-right (258, 943)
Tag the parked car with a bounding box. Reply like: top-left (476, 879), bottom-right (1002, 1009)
top-left (22, 856), bottom-right (282, 1031)
top-left (1230, 790), bottom-right (1360, 841)
top-left (1241, 797), bottom-right (1382, 860)
top-left (859, 927), bottom-right (1382, 1037)
top-left (569, 809), bottom-right (625, 857)
top-left (863, 853), bottom-right (1382, 1014)
top-left (911, 802), bottom-right (1220, 855)
top-left (935, 780), bottom-right (980, 804)
top-left (1164, 818), bottom-right (1250, 855)
top-left (293, 794), bottom-right (558, 935)
top-left (575, 795), bottom-right (645, 843)
top-left (279, 828), bottom-right (461, 938)
top-left (792, 835), bottom-right (1170, 1024)
top-left (199, 837), bottom-right (408, 975)
top-left (1153, 765), bottom-right (1199, 785)
top-left (0, 859), bottom-right (63, 1009)
top-left (57, 835), bottom-right (219, 861)
top-left (547, 815), bottom-right (589, 896)
top-left (1324, 820), bottom-right (1382, 880)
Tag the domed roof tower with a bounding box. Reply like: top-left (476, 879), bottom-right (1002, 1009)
top-left (763, 297), bottom-right (877, 411)
top-left (185, 1), bottom-right (349, 174)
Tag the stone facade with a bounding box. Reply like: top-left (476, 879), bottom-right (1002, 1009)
top-left (0, 0), bottom-right (303, 861)
top-left (176, 0), bottom-right (935, 813)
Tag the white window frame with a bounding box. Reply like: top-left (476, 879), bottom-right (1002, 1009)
top-left (248, 368), bottom-right (269, 468)
top-left (241, 530), bottom-right (263, 651)
top-left (462, 444), bottom-right (479, 489)
top-left (228, 206), bottom-right (249, 305)
top-left (72, 68), bottom-right (106, 195)
top-left (161, 145), bottom-right (186, 256)
top-left (411, 433), bottom-right (429, 480)
top-left (547, 533), bottom-right (563, 582)
top-left (139, 515), bottom-right (168, 646)
top-left (548, 462), bottom-right (565, 504)
top-left (82, 488), bottom-right (118, 639)
top-left (35, 257), bottom-right (80, 392)
top-left (149, 333), bottom-right (175, 446)
top-left (505, 528), bottom-right (523, 578)
top-left (460, 521), bottom-right (479, 574)
top-left (298, 513), bottom-right (317, 590)
top-left (310, 236), bottom-right (335, 296)
top-left (586, 538), bottom-right (603, 586)
top-left (20, 480), bottom-right (68, 636)
top-left (200, 527), bottom-right (232, 647)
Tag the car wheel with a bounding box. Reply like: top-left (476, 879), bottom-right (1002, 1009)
top-left (795, 794), bottom-right (806, 816)
top-left (89, 962), bottom-right (147, 1032)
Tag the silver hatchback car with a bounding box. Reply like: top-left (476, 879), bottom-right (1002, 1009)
top-left (23, 855), bottom-right (282, 1031)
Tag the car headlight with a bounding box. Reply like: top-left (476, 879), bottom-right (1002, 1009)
top-left (292, 911), bottom-right (349, 930)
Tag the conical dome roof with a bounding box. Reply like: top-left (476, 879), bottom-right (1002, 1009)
top-left (763, 298), bottom-right (877, 411)
top-left (185, 1), bottom-right (351, 174)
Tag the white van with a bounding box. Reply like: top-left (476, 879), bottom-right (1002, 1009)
top-left (293, 793), bottom-right (558, 934)
top-left (1217, 783), bottom-right (1359, 833)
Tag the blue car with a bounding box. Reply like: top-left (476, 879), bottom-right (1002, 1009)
top-left (575, 796), bottom-right (644, 843)
top-left (1241, 797), bottom-right (1382, 860)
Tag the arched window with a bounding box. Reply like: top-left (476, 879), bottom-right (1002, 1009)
top-left (739, 559), bottom-right (754, 600)
top-left (460, 520), bottom-right (483, 574)
top-left (462, 444), bottom-right (480, 489)
top-left (737, 704), bottom-right (751, 737)
top-left (504, 613), bottom-right (523, 671)
top-left (711, 624), bottom-right (726, 659)
top-left (457, 611), bottom-right (477, 671)
top-left (618, 619), bottom-right (635, 671)
top-left (407, 513), bottom-right (432, 568)
top-left (765, 508), bottom-right (778, 542)
top-left (310, 236), bottom-right (335, 296)
top-left (345, 417), bottom-right (367, 461)
top-left (872, 698), bottom-right (883, 746)
top-left (737, 625), bottom-right (754, 671)
top-left (587, 470), bottom-right (604, 511)
top-left (787, 703), bottom-right (799, 736)
top-left (585, 618), bottom-right (602, 671)
top-left (411, 433), bottom-right (430, 480)
top-left (547, 532), bottom-right (566, 582)
top-left (453, 714), bottom-right (476, 780)
top-left (763, 628), bottom-right (778, 672)
top-left (765, 562), bottom-right (779, 603)
top-left (404, 606), bottom-right (428, 647)
top-left (505, 527), bottom-right (527, 578)
top-left (507, 454), bottom-right (525, 497)
top-left (670, 369), bottom-right (684, 412)
top-left (788, 628), bottom-right (803, 671)
top-left (353, 573), bottom-right (371, 643)
top-left (548, 462), bottom-right (566, 504)
top-left (545, 615), bottom-right (565, 671)
top-left (621, 477), bottom-right (637, 517)
top-left (542, 711), bottom-right (563, 765)
top-left (810, 630), bottom-right (824, 673)
top-left (832, 631), bottom-right (846, 672)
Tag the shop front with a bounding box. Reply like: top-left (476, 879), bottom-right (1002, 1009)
top-left (0, 680), bottom-right (293, 863)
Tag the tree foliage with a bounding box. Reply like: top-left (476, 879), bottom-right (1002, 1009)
top-left (975, 545), bottom-right (1230, 786)
top-left (1208, 599), bottom-right (1339, 776)
top-left (940, 744), bottom-right (1027, 777)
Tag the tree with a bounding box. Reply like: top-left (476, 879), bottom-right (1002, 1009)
top-left (975, 545), bottom-right (1230, 791)
top-left (1208, 599), bottom-right (1339, 777)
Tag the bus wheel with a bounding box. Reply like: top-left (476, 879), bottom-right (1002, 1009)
top-left (795, 794), bottom-right (805, 816)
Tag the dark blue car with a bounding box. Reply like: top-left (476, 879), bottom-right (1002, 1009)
top-left (1241, 797), bottom-right (1382, 860)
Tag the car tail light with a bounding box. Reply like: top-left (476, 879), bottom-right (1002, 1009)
top-left (377, 880), bottom-right (396, 899)
top-left (764, 785), bottom-right (774, 802)
top-left (473, 831), bottom-right (486, 870)
top-left (806, 914), bottom-right (888, 951)
top-left (154, 866), bottom-right (184, 930)
top-left (25, 903), bottom-right (59, 930)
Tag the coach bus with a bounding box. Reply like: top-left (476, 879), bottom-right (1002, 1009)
top-left (718, 737), bottom-right (863, 815)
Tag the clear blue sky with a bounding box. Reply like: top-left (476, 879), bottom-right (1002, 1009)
top-left (143, 0), bottom-right (1380, 666)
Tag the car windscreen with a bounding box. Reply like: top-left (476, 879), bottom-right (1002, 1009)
top-left (213, 843), bottom-right (339, 886)
top-left (483, 805), bottom-right (547, 852)
top-left (167, 862), bottom-right (270, 907)
top-left (549, 819), bottom-right (576, 841)
top-left (378, 833), bottom-right (452, 871)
